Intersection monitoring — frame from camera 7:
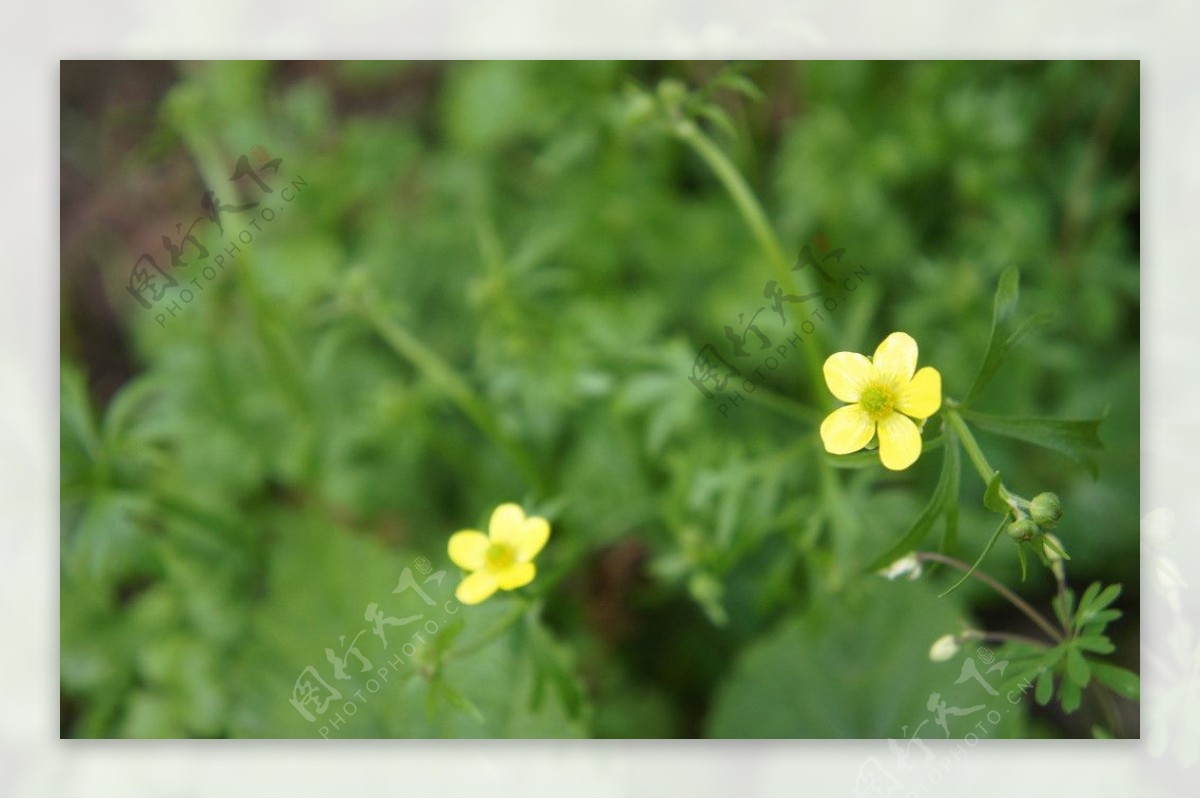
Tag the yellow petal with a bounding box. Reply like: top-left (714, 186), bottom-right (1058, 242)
top-left (496, 562), bottom-right (536, 590)
top-left (512, 516), bottom-right (550, 563)
top-left (896, 366), bottom-right (942, 420)
top-left (877, 412), bottom-right (922, 471)
top-left (447, 530), bottom-right (489, 571)
top-left (455, 571), bottom-right (499, 605)
top-left (823, 352), bottom-right (874, 403)
top-left (820, 404), bottom-right (875, 455)
top-left (488, 503), bottom-right (526, 543)
top-left (873, 332), bottom-right (918, 383)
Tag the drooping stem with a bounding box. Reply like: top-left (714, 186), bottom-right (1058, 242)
top-left (916, 551), bottom-right (1063, 643)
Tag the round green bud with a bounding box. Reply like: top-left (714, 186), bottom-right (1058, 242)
top-left (1007, 518), bottom-right (1039, 542)
top-left (1030, 493), bottom-right (1063, 528)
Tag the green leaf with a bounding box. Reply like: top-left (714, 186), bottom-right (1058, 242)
top-left (713, 71), bottom-right (765, 101)
top-left (1035, 667), bottom-right (1055, 705)
top-left (964, 267), bottom-right (1050, 405)
top-left (695, 103), bottom-right (738, 140)
top-left (983, 471), bottom-right (1007, 512)
top-left (1077, 582), bottom-right (1101, 616)
top-left (1092, 584), bottom-right (1122, 613)
top-left (1076, 635), bottom-right (1116, 655)
top-left (866, 441), bottom-right (958, 572)
top-left (1082, 609), bottom-right (1122, 630)
top-left (1060, 679), bottom-right (1083, 714)
top-left (1066, 648), bottom-right (1091, 687)
top-left (707, 580), bottom-right (1030, 737)
top-left (962, 410), bottom-right (1104, 477)
top-left (1054, 588), bottom-right (1076, 632)
top-left (1090, 662), bottom-right (1140, 700)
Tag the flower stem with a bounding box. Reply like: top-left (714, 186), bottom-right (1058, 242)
top-left (670, 114), bottom-right (857, 555)
top-left (446, 598), bottom-right (530, 660)
top-left (916, 551), bottom-right (1064, 643)
top-left (944, 405), bottom-right (994, 486)
top-left (670, 119), bottom-right (826, 399)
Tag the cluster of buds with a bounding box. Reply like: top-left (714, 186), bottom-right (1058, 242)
top-left (1006, 492), bottom-right (1068, 577)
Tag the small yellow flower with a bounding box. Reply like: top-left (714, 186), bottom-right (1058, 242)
top-left (820, 331), bottom-right (942, 471)
top-left (447, 503), bottom-right (550, 605)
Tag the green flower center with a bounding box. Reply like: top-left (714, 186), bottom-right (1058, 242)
top-left (484, 542), bottom-right (516, 572)
top-left (859, 382), bottom-right (896, 420)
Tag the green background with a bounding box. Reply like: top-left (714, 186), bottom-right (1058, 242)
top-left (60, 60), bottom-right (1139, 738)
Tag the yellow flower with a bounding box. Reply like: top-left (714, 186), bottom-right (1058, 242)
top-left (819, 331), bottom-right (942, 471)
top-left (447, 503), bottom-right (550, 605)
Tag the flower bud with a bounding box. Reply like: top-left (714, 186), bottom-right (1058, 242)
top-left (878, 553), bottom-right (923, 581)
top-left (1042, 533), bottom-right (1067, 580)
top-left (1007, 518), bottom-right (1039, 542)
top-left (929, 634), bottom-right (960, 662)
top-left (1030, 493), bottom-right (1062, 528)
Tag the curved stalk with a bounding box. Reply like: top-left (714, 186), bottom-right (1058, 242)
top-left (916, 551), bottom-right (1063, 643)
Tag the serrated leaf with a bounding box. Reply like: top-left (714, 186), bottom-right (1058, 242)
top-left (983, 471), bottom-right (1007, 512)
top-left (1090, 662), bottom-right (1140, 700)
top-left (962, 410), bottom-right (1104, 477)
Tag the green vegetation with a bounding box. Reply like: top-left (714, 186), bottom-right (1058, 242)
top-left (60, 60), bottom-right (1139, 738)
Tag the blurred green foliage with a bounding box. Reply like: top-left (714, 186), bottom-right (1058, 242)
top-left (60, 60), bottom-right (1139, 738)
